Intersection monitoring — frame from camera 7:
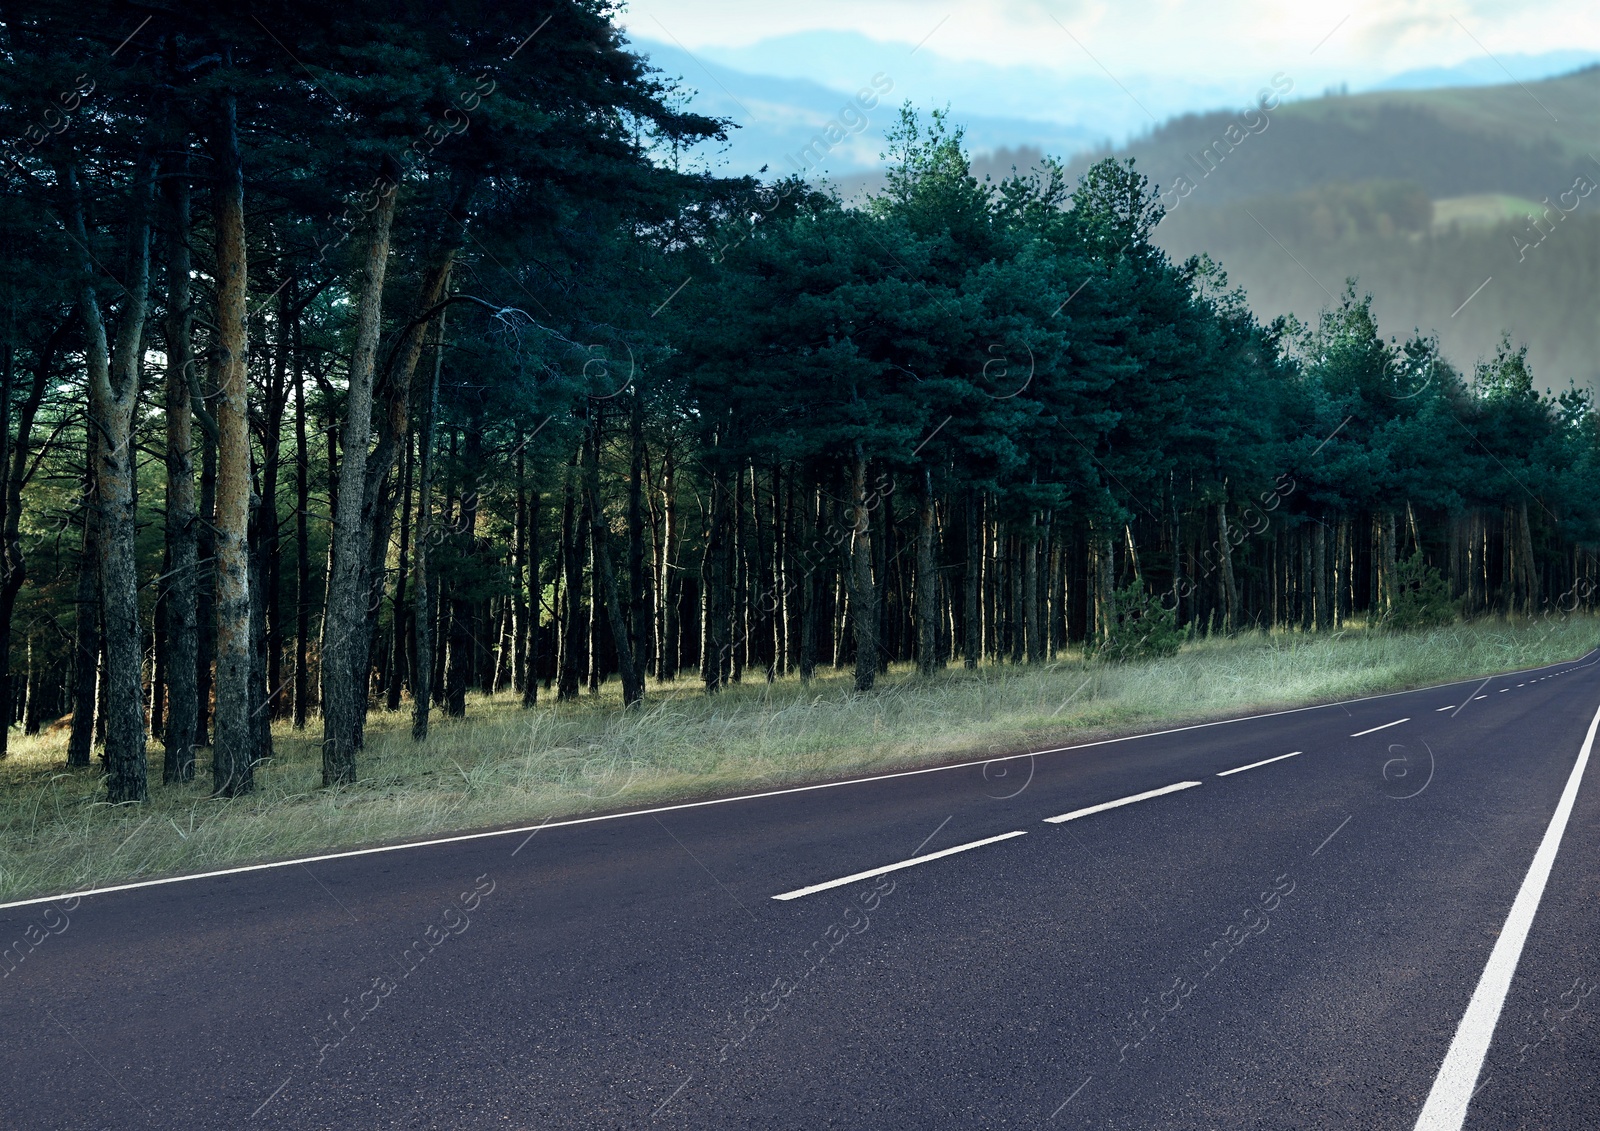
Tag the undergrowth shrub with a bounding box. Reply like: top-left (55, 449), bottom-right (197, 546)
top-left (1386, 551), bottom-right (1459, 630)
top-left (1093, 583), bottom-right (1186, 662)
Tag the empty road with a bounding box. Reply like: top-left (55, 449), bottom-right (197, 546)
top-left (3, 652), bottom-right (1599, 1129)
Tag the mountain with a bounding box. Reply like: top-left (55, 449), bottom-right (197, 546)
top-left (1131, 67), bottom-right (1600, 392)
top-left (1069, 66), bottom-right (1600, 205)
top-left (627, 30), bottom-right (1600, 180)
top-left (1373, 49), bottom-right (1600, 91)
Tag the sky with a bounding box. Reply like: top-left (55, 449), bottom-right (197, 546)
top-left (618, 0), bottom-right (1600, 93)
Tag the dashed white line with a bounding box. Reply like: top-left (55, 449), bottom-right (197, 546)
top-left (1217, 751), bottom-right (1302, 777)
top-left (1413, 695), bottom-right (1600, 1129)
top-left (1044, 780), bottom-right (1203, 823)
top-left (771, 830), bottom-right (1029, 900)
top-left (1352, 718), bottom-right (1410, 737)
top-left (1436, 706), bottom-right (1454, 712)
top-left (5, 651), bottom-right (1593, 914)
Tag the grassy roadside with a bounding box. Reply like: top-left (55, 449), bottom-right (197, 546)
top-left (2, 615), bottom-right (1596, 904)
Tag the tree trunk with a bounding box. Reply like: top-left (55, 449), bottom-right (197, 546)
top-left (1215, 505), bottom-right (1237, 635)
top-left (701, 464), bottom-right (730, 692)
top-left (1518, 501), bottom-right (1538, 615)
top-left (210, 91), bottom-right (254, 797)
top-left (1025, 516), bottom-right (1042, 663)
top-left (1007, 533), bottom-right (1023, 664)
top-left (0, 311), bottom-right (68, 760)
top-left (321, 177), bottom-right (398, 784)
top-left (1376, 510), bottom-right (1397, 617)
top-left (1299, 526), bottom-right (1313, 632)
top-left (586, 410), bottom-right (642, 706)
top-left (513, 438), bottom-right (529, 697)
top-left (387, 431), bottom-right (413, 711)
top-left (774, 463), bottom-right (789, 675)
top-left (410, 306), bottom-right (444, 740)
top-left (586, 533), bottom-right (601, 694)
top-left (1313, 522), bottom-right (1329, 631)
top-left (558, 447), bottom-right (586, 700)
top-left (66, 159), bottom-right (151, 803)
top-left (162, 163), bottom-right (199, 782)
top-left (444, 420), bottom-right (482, 718)
top-left (915, 468), bottom-right (938, 675)
top-left (293, 300), bottom-right (311, 730)
top-left (798, 482), bottom-right (818, 681)
top-left (731, 467), bottom-right (745, 684)
top-left (628, 392), bottom-right (650, 690)
top-left (1095, 529), bottom-right (1117, 642)
top-left (523, 487), bottom-right (541, 707)
top-left (359, 257), bottom-right (456, 738)
top-left (659, 447), bottom-right (679, 681)
top-left (745, 464), bottom-right (770, 680)
top-left (1335, 518), bottom-right (1349, 626)
top-left (68, 431), bottom-right (100, 769)
top-left (260, 289), bottom-right (288, 719)
top-left (248, 490), bottom-right (273, 764)
top-left (963, 489), bottom-right (980, 668)
top-left (848, 445), bottom-right (877, 692)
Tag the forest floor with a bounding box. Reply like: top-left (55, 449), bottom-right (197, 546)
top-left (2, 614), bottom-right (1597, 905)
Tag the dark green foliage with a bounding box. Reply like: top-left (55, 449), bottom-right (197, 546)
top-left (1092, 585), bottom-right (1187, 663)
top-left (1385, 552), bottom-right (1459, 630)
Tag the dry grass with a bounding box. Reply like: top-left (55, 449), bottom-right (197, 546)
top-left (2, 614), bottom-right (1595, 904)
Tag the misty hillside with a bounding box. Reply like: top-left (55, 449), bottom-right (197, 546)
top-left (1107, 67), bottom-right (1600, 392)
top-left (1077, 65), bottom-right (1600, 204)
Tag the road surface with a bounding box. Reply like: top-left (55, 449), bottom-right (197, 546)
top-left (3, 653), bottom-right (1599, 1129)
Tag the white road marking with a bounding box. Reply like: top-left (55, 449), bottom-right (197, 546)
top-left (1412, 695), bottom-right (1600, 1130)
top-left (1500, 689), bottom-right (1510, 693)
top-left (1452, 676), bottom-right (1495, 716)
top-left (1216, 751), bottom-right (1302, 777)
top-left (3, 651), bottom-right (1594, 914)
top-left (771, 830), bottom-right (1028, 900)
top-left (1043, 780), bottom-right (1203, 824)
top-left (1473, 695), bottom-right (1487, 700)
top-left (1436, 706), bottom-right (1454, 712)
top-left (1352, 718), bottom-right (1410, 737)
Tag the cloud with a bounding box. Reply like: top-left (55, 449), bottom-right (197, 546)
top-left (621, 0), bottom-right (1600, 86)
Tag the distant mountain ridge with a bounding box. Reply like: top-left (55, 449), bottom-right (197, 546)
top-left (626, 28), bottom-right (1600, 176)
top-left (1130, 67), bottom-right (1600, 393)
top-left (1085, 66), bottom-right (1600, 208)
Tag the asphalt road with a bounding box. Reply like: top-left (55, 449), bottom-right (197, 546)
top-left (4, 652), bottom-right (1600, 1130)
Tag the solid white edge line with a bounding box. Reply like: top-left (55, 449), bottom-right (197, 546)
top-left (770, 830), bottom-right (1029, 900)
top-left (1412, 694), bottom-right (1600, 1130)
top-left (3, 650), bottom-right (1595, 914)
top-left (1216, 751), bottom-right (1302, 777)
top-left (1352, 718), bottom-right (1410, 737)
top-left (1043, 780), bottom-right (1203, 823)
